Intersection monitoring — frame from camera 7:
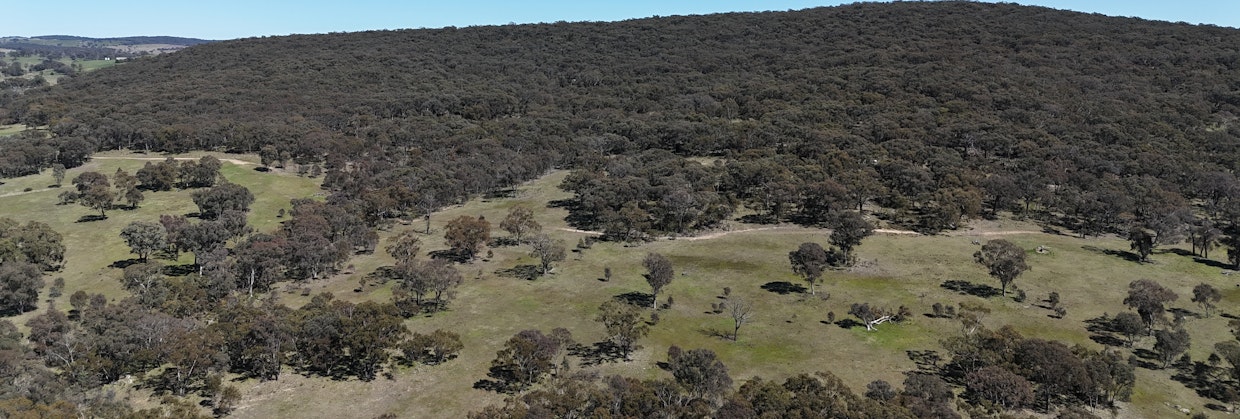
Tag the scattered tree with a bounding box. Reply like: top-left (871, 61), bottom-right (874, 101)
top-left (595, 300), bottom-right (649, 358)
top-left (51, 163), bottom-right (65, 187)
top-left (444, 215), bottom-right (491, 260)
top-left (385, 230), bottom-right (422, 265)
top-left (488, 329), bottom-right (562, 390)
top-left (643, 253), bottom-right (673, 310)
top-left (1123, 279), bottom-right (1177, 335)
top-left (402, 329), bottom-right (464, 365)
top-left (1153, 327), bottom-right (1190, 368)
top-left (72, 171), bottom-right (114, 217)
top-left (827, 211), bottom-right (874, 263)
top-left (119, 221), bottom-right (167, 262)
top-left (973, 239), bottom-right (1029, 297)
top-left (788, 242), bottom-right (829, 295)
top-left (1191, 283), bottom-right (1221, 317)
top-left (1128, 228), bottom-right (1154, 262)
top-left (528, 233), bottom-right (566, 275)
top-left (1112, 312), bottom-right (1145, 346)
top-left (499, 205), bottom-right (540, 243)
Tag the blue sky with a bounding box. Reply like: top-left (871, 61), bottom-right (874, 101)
top-left (5, 1), bottom-right (1238, 40)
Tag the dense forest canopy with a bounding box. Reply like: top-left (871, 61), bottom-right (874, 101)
top-left (3, 1), bottom-right (1240, 232)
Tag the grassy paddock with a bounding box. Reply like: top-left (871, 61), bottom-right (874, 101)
top-left (229, 171), bottom-right (1236, 419)
top-left (0, 151), bottom-right (321, 331)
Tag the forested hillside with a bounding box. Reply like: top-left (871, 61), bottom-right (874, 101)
top-left (2, 2), bottom-right (1240, 417)
top-left (4, 2), bottom-right (1240, 236)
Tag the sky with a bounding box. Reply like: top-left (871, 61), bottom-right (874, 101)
top-left (4, 1), bottom-right (1239, 40)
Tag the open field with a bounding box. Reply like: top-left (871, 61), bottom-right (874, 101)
top-left (202, 171), bottom-right (1236, 419)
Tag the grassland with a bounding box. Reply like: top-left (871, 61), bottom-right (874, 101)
top-left (2, 161), bottom-right (1235, 418)
top-left (0, 151), bottom-right (321, 330)
top-left (220, 173), bottom-right (1235, 419)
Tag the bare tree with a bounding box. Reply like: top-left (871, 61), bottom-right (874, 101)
top-left (725, 296), bottom-right (754, 341)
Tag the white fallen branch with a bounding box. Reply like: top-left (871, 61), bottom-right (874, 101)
top-left (865, 315), bottom-right (891, 331)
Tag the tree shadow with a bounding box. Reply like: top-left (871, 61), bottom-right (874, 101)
top-left (613, 291), bottom-right (653, 308)
top-left (761, 281), bottom-right (806, 295)
top-left (738, 214), bottom-right (778, 225)
top-left (367, 266), bottom-right (398, 284)
top-left (76, 214), bottom-right (107, 223)
top-left (484, 188), bottom-right (517, 199)
top-left (569, 341), bottom-right (628, 366)
top-left (472, 378), bottom-right (513, 394)
top-left (1083, 315), bottom-right (1128, 347)
top-left (109, 258), bottom-right (143, 269)
top-left (1084, 315), bottom-right (1116, 333)
top-left (429, 249), bottom-right (471, 263)
top-left (161, 264), bottom-right (197, 277)
top-left (489, 237), bottom-right (519, 247)
top-left (697, 327), bottom-right (732, 340)
top-left (940, 280), bottom-right (1000, 298)
top-left (906, 350), bottom-right (943, 373)
top-left (1170, 362), bottom-right (1237, 403)
top-left (495, 264), bottom-right (542, 281)
top-left (1080, 245), bottom-right (1142, 263)
top-left (830, 319), bottom-right (863, 329)
top-left (1130, 348), bottom-right (1161, 369)
top-left (1193, 257), bottom-right (1232, 270)
top-left (1089, 333), bottom-right (1127, 347)
top-left (1206, 403), bottom-right (1233, 412)
top-left (1169, 307), bottom-right (1198, 319)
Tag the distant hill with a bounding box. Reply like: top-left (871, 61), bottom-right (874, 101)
top-left (0, 35), bottom-right (212, 58)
